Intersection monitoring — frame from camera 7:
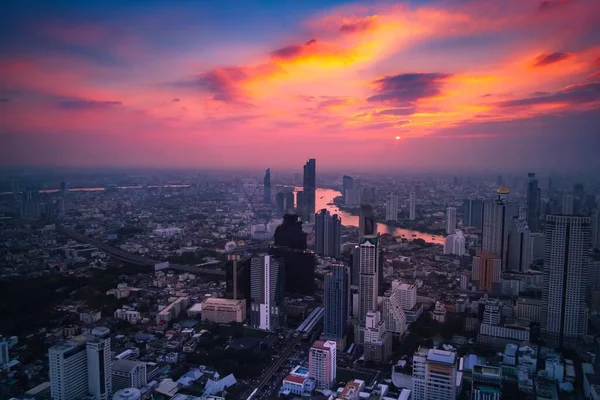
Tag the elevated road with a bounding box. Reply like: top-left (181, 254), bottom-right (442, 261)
top-left (57, 226), bottom-right (225, 277)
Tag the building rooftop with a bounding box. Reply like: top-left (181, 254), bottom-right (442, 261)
top-left (112, 359), bottom-right (144, 374)
top-left (284, 375), bottom-right (306, 385)
top-left (427, 349), bottom-right (456, 365)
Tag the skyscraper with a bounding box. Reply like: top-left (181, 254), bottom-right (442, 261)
top-left (463, 199), bottom-right (484, 230)
top-left (381, 292), bottom-right (407, 337)
top-left (446, 207), bottom-right (456, 234)
top-left (412, 347), bottom-right (457, 400)
top-left (315, 209), bottom-right (342, 258)
top-left (541, 215), bottom-right (591, 349)
top-left (86, 327), bottom-right (112, 400)
top-left (359, 235), bottom-right (379, 324)
top-left (574, 183), bottom-right (585, 214)
top-left (226, 255), bottom-right (251, 301)
top-left (385, 193), bottom-right (399, 221)
top-left (481, 187), bottom-right (518, 270)
top-left (250, 255), bottom-right (285, 330)
top-left (409, 191), bottom-right (416, 221)
top-left (323, 264), bottom-right (350, 341)
top-left (527, 173), bottom-right (541, 232)
top-left (593, 211), bottom-right (600, 250)
top-left (351, 246), bottom-right (360, 286)
top-left (363, 311), bottom-right (392, 364)
top-left (471, 252), bottom-right (501, 293)
top-left (263, 168), bottom-right (271, 204)
top-left (342, 175), bottom-right (354, 202)
top-left (507, 217), bottom-right (532, 272)
top-left (443, 231), bottom-right (465, 256)
top-left (60, 181), bottom-right (67, 195)
top-left (302, 158), bottom-right (316, 222)
top-left (562, 194), bottom-right (575, 215)
top-left (309, 340), bottom-right (336, 390)
top-left (359, 204), bottom-right (376, 238)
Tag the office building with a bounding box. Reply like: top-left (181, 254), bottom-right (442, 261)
top-left (296, 190), bottom-right (305, 216)
top-left (516, 297), bottom-right (542, 323)
top-left (315, 209), bottom-right (342, 258)
top-left (463, 199), bottom-right (484, 230)
top-left (593, 211), bottom-right (600, 250)
top-left (351, 246), bottom-right (360, 286)
top-left (526, 173), bottom-right (541, 232)
top-left (358, 236), bottom-right (379, 324)
top-left (412, 347), bottom-right (458, 400)
top-left (111, 360), bottom-right (147, 392)
top-left (49, 339), bottom-right (89, 400)
top-left (385, 193), bottom-right (399, 221)
top-left (444, 230), bottom-right (465, 256)
top-left (21, 189), bottom-right (41, 219)
top-left (60, 181), bottom-right (67, 194)
top-left (381, 292), bottom-right (407, 337)
top-left (225, 255), bottom-right (251, 302)
top-left (481, 187), bottom-right (519, 269)
top-left (201, 298), bottom-right (247, 323)
top-left (541, 215), bottom-right (591, 348)
top-left (309, 340), bottom-right (336, 390)
top-left (250, 255), bottom-right (284, 331)
top-left (507, 217), bottom-right (532, 272)
top-left (87, 327), bottom-right (112, 400)
top-left (343, 175), bottom-right (354, 203)
top-left (446, 207), bottom-right (457, 234)
top-left (472, 252), bottom-right (501, 293)
top-left (364, 311), bottom-right (392, 363)
top-left (0, 338), bottom-right (9, 371)
top-left (263, 168), bottom-right (271, 204)
top-left (562, 194), bottom-right (575, 215)
top-left (574, 183), bottom-right (585, 214)
top-left (359, 204), bottom-right (376, 238)
top-left (472, 365), bottom-right (502, 400)
top-left (302, 158), bottom-right (316, 222)
top-left (323, 264), bottom-right (350, 341)
top-left (275, 190), bottom-right (295, 216)
top-left (409, 191), bottom-right (416, 221)
top-left (392, 282), bottom-right (417, 310)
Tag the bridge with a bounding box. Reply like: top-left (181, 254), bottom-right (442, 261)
top-left (57, 226), bottom-right (225, 277)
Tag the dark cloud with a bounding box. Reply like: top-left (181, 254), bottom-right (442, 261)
top-left (172, 98), bottom-right (180, 102)
top-left (195, 67), bottom-right (248, 102)
top-left (58, 99), bottom-right (122, 109)
top-left (533, 52), bottom-right (573, 67)
top-left (495, 83), bottom-right (600, 108)
top-left (340, 16), bottom-right (377, 34)
top-left (375, 107), bottom-right (415, 116)
top-left (367, 73), bottom-right (451, 105)
top-left (270, 39), bottom-right (317, 60)
top-left (0, 98), bottom-right (10, 103)
top-left (538, 0), bottom-right (572, 12)
top-left (481, 93), bottom-right (492, 98)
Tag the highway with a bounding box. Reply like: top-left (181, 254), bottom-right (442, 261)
top-left (247, 335), bottom-right (302, 400)
top-left (57, 226), bottom-right (225, 277)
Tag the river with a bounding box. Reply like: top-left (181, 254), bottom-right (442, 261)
top-left (311, 188), bottom-right (445, 245)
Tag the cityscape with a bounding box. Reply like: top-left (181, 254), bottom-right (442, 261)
top-left (2, 1), bottom-right (600, 400)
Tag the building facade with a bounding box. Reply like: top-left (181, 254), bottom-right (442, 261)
top-left (358, 236), bottom-right (379, 324)
top-left (315, 209), bottom-right (341, 258)
top-left (412, 347), bottom-right (457, 400)
top-left (201, 298), bottom-right (247, 324)
top-left (250, 255), bottom-right (284, 331)
top-left (446, 207), bottom-right (457, 234)
top-left (309, 340), bottom-right (336, 390)
top-left (409, 191), bottom-right (416, 221)
top-left (323, 264), bottom-right (350, 340)
top-left (385, 193), bottom-right (399, 221)
top-left (359, 205), bottom-right (376, 238)
top-left (472, 252), bottom-right (502, 293)
top-left (302, 159), bottom-right (316, 222)
top-left (481, 188), bottom-right (519, 270)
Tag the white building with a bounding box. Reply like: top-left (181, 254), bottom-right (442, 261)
top-left (412, 347), bottom-right (458, 400)
top-left (446, 207), bottom-right (457, 235)
top-left (386, 193), bottom-right (399, 221)
top-left (392, 282), bottom-right (417, 310)
top-left (444, 230), bottom-right (465, 256)
top-left (541, 215), bottom-right (591, 348)
top-left (250, 255), bottom-right (283, 330)
top-left (409, 191), bottom-right (416, 221)
top-left (359, 236), bottom-right (379, 324)
top-left (364, 311), bottom-right (392, 363)
top-left (112, 360), bottom-right (147, 392)
top-left (201, 298), bottom-right (247, 324)
top-left (87, 327), bottom-right (112, 400)
top-left (156, 297), bottom-right (189, 325)
top-left (381, 292), bottom-right (407, 337)
top-left (309, 340), bottom-right (336, 390)
top-left (114, 310), bottom-right (141, 324)
top-left (152, 227), bottom-right (183, 237)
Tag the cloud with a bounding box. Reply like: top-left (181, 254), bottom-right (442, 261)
top-left (339, 16), bottom-right (378, 34)
top-left (270, 39), bottom-right (326, 61)
top-left (0, 98), bottom-right (9, 103)
top-left (367, 73), bottom-right (451, 105)
top-left (172, 98), bottom-right (180, 102)
top-left (375, 107), bottom-right (415, 116)
top-left (58, 99), bottom-right (122, 109)
top-left (195, 67), bottom-right (247, 102)
top-left (495, 83), bottom-right (600, 108)
top-left (533, 52), bottom-right (573, 67)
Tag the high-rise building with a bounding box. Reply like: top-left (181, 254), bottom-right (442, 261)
top-left (111, 360), bottom-right (147, 392)
top-left (342, 175), bottom-right (354, 203)
top-left (296, 190), bottom-right (305, 216)
top-left (351, 246), bottom-right (360, 286)
top-left (574, 183), bottom-right (585, 214)
top-left (309, 340), bottom-right (336, 390)
top-left (87, 327), bottom-right (111, 400)
top-left (472, 365), bottom-right (502, 400)
top-left (381, 292), bottom-right (407, 337)
top-left (363, 311), bottom-right (392, 364)
top-left (562, 194), bottom-right (575, 215)
top-left (444, 231), bottom-right (465, 256)
top-left (226, 255), bottom-right (251, 301)
top-left (463, 199), bottom-right (484, 230)
top-left (409, 191), bottom-right (416, 221)
top-left (302, 159), bottom-right (316, 222)
top-left (358, 236), bottom-right (379, 324)
top-left (60, 181), bottom-right (67, 195)
top-left (392, 282), bottom-right (417, 310)
top-left (481, 187), bottom-right (518, 270)
top-left (446, 207), bottom-right (456, 234)
top-left (507, 217), bottom-right (532, 272)
top-left (0, 338), bottom-right (9, 371)
top-left (323, 264), bottom-right (350, 340)
top-left (250, 255), bottom-right (284, 330)
top-left (385, 193), bottom-right (399, 221)
top-left (472, 252), bottom-right (501, 293)
top-left (359, 204), bottom-right (376, 238)
top-left (315, 209), bottom-right (341, 258)
top-left (526, 173), bottom-right (541, 232)
top-left (593, 211), bottom-right (600, 250)
top-left (541, 215), bottom-right (591, 348)
top-left (412, 347), bottom-right (457, 400)
top-left (263, 168), bottom-right (271, 204)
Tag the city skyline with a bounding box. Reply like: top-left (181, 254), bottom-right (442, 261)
top-left (2, 0), bottom-right (600, 171)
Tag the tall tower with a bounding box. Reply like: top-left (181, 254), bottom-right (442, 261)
top-left (412, 347), bottom-right (457, 400)
top-left (409, 191), bottom-right (416, 221)
top-left (359, 236), bottom-right (379, 324)
top-left (49, 338), bottom-right (89, 400)
top-left (323, 264), bottom-right (350, 341)
top-left (463, 199), bottom-right (484, 230)
top-left (541, 215), bottom-right (591, 348)
top-left (250, 255), bottom-right (284, 330)
top-left (446, 207), bottom-right (456, 234)
top-left (481, 187), bottom-right (518, 270)
top-left (593, 210), bottom-right (600, 250)
top-left (526, 173), bottom-right (541, 232)
top-left (385, 193), bottom-right (399, 221)
top-left (471, 252), bottom-right (501, 293)
top-left (302, 159), bottom-right (316, 222)
top-left (342, 175), bottom-right (354, 201)
top-left (507, 217), bottom-right (532, 272)
top-left (309, 340), bottom-right (336, 390)
top-left (315, 209), bottom-right (342, 258)
top-left (381, 292), bottom-right (407, 337)
top-left (87, 327), bottom-right (111, 400)
top-left (263, 168), bottom-right (271, 204)
top-left (359, 204), bottom-right (376, 238)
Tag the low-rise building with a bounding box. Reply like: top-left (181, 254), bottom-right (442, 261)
top-left (200, 298), bottom-right (246, 323)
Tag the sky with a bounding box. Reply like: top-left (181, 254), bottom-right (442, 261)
top-left (1, 0), bottom-right (600, 173)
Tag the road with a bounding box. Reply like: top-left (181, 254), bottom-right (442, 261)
top-left (247, 335), bottom-right (302, 400)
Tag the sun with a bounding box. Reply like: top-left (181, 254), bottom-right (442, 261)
top-left (395, 136), bottom-right (401, 140)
